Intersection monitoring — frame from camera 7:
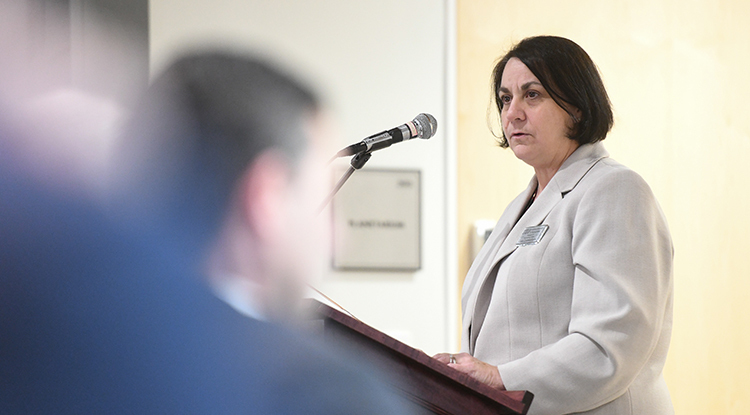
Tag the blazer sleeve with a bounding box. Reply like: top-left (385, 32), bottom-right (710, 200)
top-left (497, 167), bottom-right (674, 414)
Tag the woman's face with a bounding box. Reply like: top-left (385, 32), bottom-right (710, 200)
top-left (499, 58), bottom-right (579, 171)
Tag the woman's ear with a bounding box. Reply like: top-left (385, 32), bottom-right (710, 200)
top-left (566, 107), bottom-right (583, 139)
top-left (572, 107), bottom-right (582, 123)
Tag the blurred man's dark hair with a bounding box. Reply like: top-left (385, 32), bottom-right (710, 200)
top-left (115, 52), bottom-right (319, 254)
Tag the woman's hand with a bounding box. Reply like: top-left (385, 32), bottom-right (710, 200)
top-left (433, 352), bottom-right (505, 390)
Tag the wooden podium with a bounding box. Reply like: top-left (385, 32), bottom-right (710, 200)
top-left (307, 300), bottom-right (533, 415)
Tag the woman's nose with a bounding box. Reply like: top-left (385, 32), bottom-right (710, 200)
top-left (505, 98), bottom-right (525, 122)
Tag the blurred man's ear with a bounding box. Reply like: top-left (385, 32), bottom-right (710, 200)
top-left (237, 150), bottom-right (293, 245)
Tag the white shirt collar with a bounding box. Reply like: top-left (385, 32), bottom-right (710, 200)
top-left (210, 274), bottom-right (266, 321)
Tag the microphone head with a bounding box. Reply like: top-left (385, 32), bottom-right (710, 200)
top-left (413, 113), bottom-right (438, 139)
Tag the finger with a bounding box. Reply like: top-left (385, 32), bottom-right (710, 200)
top-left (432, 353), bottom-right (450, 363)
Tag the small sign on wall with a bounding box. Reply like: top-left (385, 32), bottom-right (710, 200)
top-left (332, 169), bottom-right (420, 271)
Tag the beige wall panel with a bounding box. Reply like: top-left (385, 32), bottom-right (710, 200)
top-left (457, 1), bottom-right (750, 413)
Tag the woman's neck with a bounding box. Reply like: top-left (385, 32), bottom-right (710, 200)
top-left (533, 167), bottom-right (557, 196)
top-left (533, 143), bottom-right (579, 195)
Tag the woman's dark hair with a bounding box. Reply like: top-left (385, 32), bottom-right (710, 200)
top-left (491, 36), bottom-right (613, 147)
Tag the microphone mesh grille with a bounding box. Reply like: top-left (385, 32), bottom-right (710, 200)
top-left (413, 113), bottom-right (438, 139)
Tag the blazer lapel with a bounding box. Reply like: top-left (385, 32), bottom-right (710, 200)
top-left (550, 142), bottom-right (610, 196)
top-left (461, 180), bottom-right (536, 351)
top-left (462, 180), bottom-right (535, 310)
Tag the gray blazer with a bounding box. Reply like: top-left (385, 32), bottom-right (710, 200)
top-left (461, 143), bottom-right (674, 415)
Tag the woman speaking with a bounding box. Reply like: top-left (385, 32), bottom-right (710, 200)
top-left (435, 36), bottom-right (674, 414)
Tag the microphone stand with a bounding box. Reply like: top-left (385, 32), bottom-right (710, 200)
top-left (317, 151), bottom-right (372, 215)
top-left (309, 151), bottom-right (371, 319)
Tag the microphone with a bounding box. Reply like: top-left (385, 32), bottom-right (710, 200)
top-left (334, 113), bottom-right (438, 158)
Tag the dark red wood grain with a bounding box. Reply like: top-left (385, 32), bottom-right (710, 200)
top-left (308, 300), bottom-right (533, 415)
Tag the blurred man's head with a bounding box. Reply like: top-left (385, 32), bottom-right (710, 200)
top-left (114, 51), bottom-right (332, 320)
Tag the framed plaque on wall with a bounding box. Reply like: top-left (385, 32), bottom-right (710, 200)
top-left (331, 169), bottom-right (420, 271)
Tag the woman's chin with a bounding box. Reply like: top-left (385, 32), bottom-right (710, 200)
top-left (510, 144), bottom-right (533, 163)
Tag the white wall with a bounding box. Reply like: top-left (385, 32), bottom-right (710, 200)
top-left (150, 0), bottom-right (456, 354)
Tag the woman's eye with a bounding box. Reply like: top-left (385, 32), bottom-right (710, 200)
top-left (500, 95), bottom-right (511, 105)
top-left (526, 90), bottom-right (540, 99)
